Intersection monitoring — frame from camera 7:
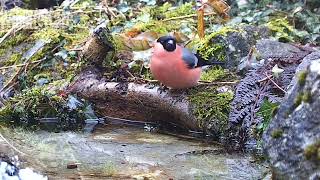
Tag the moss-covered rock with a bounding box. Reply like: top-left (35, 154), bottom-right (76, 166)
top-left (189, 25), bottom-right (271, 70)
top-left (304, 140), bottom-right (320, 161)
top-left (200, 67), bottom-right (226, 82)
top-left (0, 83), bottom-right (86, 131)
top-left (188, 86), bottom-right (234, 138)
top-left (0, 5), bottom-right (100, 130)
top-left (263, 54), bottom-right (320, 179)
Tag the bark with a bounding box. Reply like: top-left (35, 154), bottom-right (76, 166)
top-left (68, 68), bottom-right (200, 131)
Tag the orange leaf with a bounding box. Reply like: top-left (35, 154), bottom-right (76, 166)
top-left (197, 7), bottom-right (205, 39)
top-left (169, 32), bottom-right (190, 43)
top-left (206, 0), bottom-right (231, 21)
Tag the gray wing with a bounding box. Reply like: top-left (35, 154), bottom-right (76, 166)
top-left (181, 48), bottom-right (198, 69)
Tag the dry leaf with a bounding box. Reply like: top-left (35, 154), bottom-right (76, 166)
top-left (169, 32), bottom-right (190, 43)
top-left (197, 7), bottom-right (205, 39)
top-left (206, 0), bottom-right (231, 21)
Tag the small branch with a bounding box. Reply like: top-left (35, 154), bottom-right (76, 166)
top-left (0, 67), bottom-right (23, 93)
top-left (143, 79), bottom-right (158, 83)
top-left (103, 115), bottom-right (158, 126)
top-left (198, 80), bottom-right (239, 85)
top-left (130, 78), bottom-right (158, 84)
top-left (0, 11), bottom-right (51, 45)
top-left (102, 0), bottom-right (117, 18)
top-left (0, 24), bottom-right (19, 45)
top-left (68, 48), bottom-right (83, 51)
top-left (0, 132), bottom-right (27, 156)
top-left (258, 75), bottom-right (273, 83)
top-left (0, 58), bottom-right (46, 71)
top-left (263, 73), bottom-right (287, 93)
top-left (162, 12), bottom-right (216, 22)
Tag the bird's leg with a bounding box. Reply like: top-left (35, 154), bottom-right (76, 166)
top-left (157, 83), bottom-right (169, 94)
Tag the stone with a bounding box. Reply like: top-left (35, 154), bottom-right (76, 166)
top-left (263, 51), bottom-right (320, 179)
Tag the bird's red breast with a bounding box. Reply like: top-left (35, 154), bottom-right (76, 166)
top-left (150, 43), bottom-right (201, 89)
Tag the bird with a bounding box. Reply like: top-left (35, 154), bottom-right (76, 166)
top-left (150, 35), bottom-right (224, 89)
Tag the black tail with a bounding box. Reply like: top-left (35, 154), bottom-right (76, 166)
top-left (194, 53), bottom-right (225, 68)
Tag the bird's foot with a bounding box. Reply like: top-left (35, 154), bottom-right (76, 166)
top-left (157, 84), bottom-right (169, 94)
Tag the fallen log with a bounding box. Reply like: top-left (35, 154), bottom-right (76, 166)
top-left (68, 68), bottom-right (200, 131)
top-left (68, 26), bottom-right (234, 139)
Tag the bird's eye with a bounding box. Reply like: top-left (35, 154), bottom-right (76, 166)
top-left (164, 39), bottom-right (176, 52)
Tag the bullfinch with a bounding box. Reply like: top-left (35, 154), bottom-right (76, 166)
top-left (150, 35), bottom-right (223, 89)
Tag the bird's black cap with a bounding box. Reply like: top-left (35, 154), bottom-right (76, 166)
top-left (157, 36), bottom-right (177, 52)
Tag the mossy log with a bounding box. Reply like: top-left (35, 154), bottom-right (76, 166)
top-left (68, 26), bottom-right (236, 138)
top-left (81, 27), bottom-right (115, 66)
top-left (67, 68), bottom-right (200, 131)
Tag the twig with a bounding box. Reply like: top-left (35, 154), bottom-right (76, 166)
top-left (126, 70), bottom-right (135, 78)
top-left (102, 0), bottom-right (117, 18)
top-left (0, 24), bottom-right (19, 45)
top-left (0, 10), bottom-right (51, 45)
top-left (103, 115), bottom-right (158, 126)
top-left (131, 78), bottom-right (158, 84)
top-left (162, 12), bottom-right (217, 22)
top-left (198, 80), bottom-right (239, 85)
top-left (258, 75), bottom-right (273, 83)
top-left (0, 132), bottom-right (27, 156)
top-left (0, 67), bottom-right (23, 93)
top-left (68, 48), bottom-right (83, 51)
top-left (264, 73), bottom-right (287, 93)
top-left (143, 79), bottom-right (158, 83)
top-left (0, 58), bottom-right (46, 71)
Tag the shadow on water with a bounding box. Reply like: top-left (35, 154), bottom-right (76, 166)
top-left (0, 118), bottom-right (269, 179)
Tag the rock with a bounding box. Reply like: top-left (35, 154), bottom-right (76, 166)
top-left (0, 154), bottom-right (47, 180)
top-left (206, 25), bottom-right (270, 70)
top-left (1, 0), bottom-right (24, 10)
top-left (256, 39), bottom-right (303, 59)
top-left (287, 51), bottom-right (320, 92)
top-left (228, 39), bottom-right (312, 151)
top-left (263, 51), bottom-right (320, 179)
top-left (66, 163), bottom-right (78, 169)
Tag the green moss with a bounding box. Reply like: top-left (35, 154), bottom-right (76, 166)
top-left (33, 72), bottom-right (51, 81)
top-left (267, 18), bottom-right (295, 42)
top-left (28, 42), bottom-right (57, 63)
top-left (0, 49), bottom-right (6, 57)
top-left (294, 92), bottom-right (303, 108)
top-left (62, 29), bottom-right (90, 49)
top-left (132, 20), bottom-right (180, 34)
top-left (4, 53), bottom-right (23, 66)
top-left (194, 27), bottom-right (237, 61)
top-left (271, 129), bottom-right (283, 138)
top-left (302, 91), bottom-right (312, 103)
top-left (165, 2), bottom-right (195, 19)
top-left (304, 140), bottom-right (320, 161)
top-left (130, 2), bottom-right (195, 34)
top-left (150, 2), bottom-right (172, 18)
top-left (0, 8), bottom-right (34, 24)
top-left (150, 2), bottom-right (195, 19)
top-left (206, 27), bottom-right (238, 41)
top-left (0, 31), bottom-right (30, 54)
top-left (0, 85), bottom-right (85, 131)
top-left (102, 162), bottom-right (117, 176)
top-left (31, 27), bottom-right (62, 43)
top-left (200, 67), bottom-right (226, 82)
top-left (188, 88), bottom-right (233, 130)
top-left (297, 71), bottom-right (307, 86)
